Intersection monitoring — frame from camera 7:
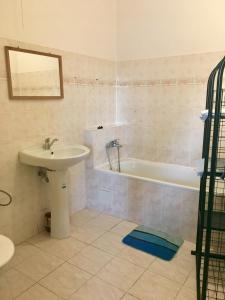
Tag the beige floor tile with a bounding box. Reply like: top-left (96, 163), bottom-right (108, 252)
top-left (0, 207), bottom-right (198, 300)
top-left (176, 243), bottom-right (195, 269)
top-left (181, 241), bottom-right (195, 252)
top-left (68, 245), bottom-right (113, 275)
top-left (15, 250), bottom-right (63, 281)
top-left (0, 268), bottom-right (34, 299)
top-left (97, 257), bottom-right (145, 291)
top-left (39, 262), bottom-right (91, 299)
top-left (175, 286), bottom-right (196, 300)
top-left (0, 243), bottom-right (43, 276)
top-left (6, 242), bottom-right (43, 269)
top-left (118, 246), bottom-right (155, 268)
top-left (86, 214), bottom-right (121, 231)
top-left (148, 256), bottom-right (191, 284)
top-left (70, 277), bottom-right (124, 300)
top-left (174, 249), bottom-right (195, 271)
top-left (29, 232), bottom-right (86, 260)
top-left (92, 232), bottom-right (125, 255)
top-left (111, 221), bottom-right (137, 236)
top-left (70, 209), bottom-right (100, 227)
top-left (17, 283), bottom-right (61, 300)
top-left (122, 294), bottom-right (140, 300)
top-left (0, 264), bottom-right (11, 276)
top-left (70, 225), bottom-right (106, 244)
top-left (184, 269), bottom-right (196, 290)
top-left (45, 238), bottom-right (86, 260)
top-left (129, 270), bottom-right (181, 300)
top-left (28, 231), bottom-right (54, 247)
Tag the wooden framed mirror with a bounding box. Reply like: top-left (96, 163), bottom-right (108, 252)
top-left (5, 46), bottom-right (64, 99)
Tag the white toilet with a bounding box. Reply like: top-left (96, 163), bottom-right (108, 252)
top-left (0, 235), bottom-right (15, 268)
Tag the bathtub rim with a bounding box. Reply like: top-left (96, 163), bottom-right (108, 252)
top-left (95, 157), bottom-right (200, 192)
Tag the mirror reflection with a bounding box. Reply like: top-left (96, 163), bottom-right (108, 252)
top-left (5, 47), bottom-right (64, 99)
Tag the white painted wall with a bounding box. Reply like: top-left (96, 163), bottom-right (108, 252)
top-left (117, 0), bottom-right (225, 60)
top-left (0, 0), bottom-right (117, 60)
top-left (1, 1), bottom-right (225, 61)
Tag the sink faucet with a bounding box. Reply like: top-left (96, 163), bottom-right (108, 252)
top-left (43, 138), bottom-right (59, 150)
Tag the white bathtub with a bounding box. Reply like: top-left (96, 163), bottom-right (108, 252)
top-left (90, 158), bottom-right (200, 242)
top-left (96, 158), bottom-right (200, 191)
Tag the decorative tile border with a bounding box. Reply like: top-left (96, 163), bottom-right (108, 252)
top-left (0, 76), bottom-right (117, 86)
top-left (0, 75), bottom-right (207, 87)
top-left (74, 77), bottom-right (116, 86)
top-left (117, 77), bottom-right (207, 87)
top-left (63, 76), bottom-right (208, 87)
top-left (64, 77), bottom-right (117, 86)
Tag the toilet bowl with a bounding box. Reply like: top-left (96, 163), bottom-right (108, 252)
top-left (0, 235), bottom-right (15, 268)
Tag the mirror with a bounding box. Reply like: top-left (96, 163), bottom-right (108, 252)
top-left (5, 46), bottom-right (64, 99)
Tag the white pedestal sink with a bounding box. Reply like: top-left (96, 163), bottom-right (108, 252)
top-left (19, 144), bottom-right (90, 239)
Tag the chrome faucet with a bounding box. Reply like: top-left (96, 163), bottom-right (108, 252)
top-left (106, 139), bottom-right (122, 149)
top-left (105, 139), bottom-right (122, 172)
top-left (43, 138), bottom-right (59, 150)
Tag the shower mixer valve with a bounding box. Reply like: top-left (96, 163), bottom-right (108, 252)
top-left (106, 139), bottom-right (122, 148)
top-left (105, 139), bottom-right (122, 172)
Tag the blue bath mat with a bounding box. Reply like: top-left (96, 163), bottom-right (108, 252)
top-left (122, 225), bottom-right (183, 261)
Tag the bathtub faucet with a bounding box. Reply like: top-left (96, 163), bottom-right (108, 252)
top-left (106, 139), bottom-right (122, 149)
top-left (105, 139), bottom-right (122, 172)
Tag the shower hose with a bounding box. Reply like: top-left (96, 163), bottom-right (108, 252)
top-left (0, 189), bottom-right (12, 206)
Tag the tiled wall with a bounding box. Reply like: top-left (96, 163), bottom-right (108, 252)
top-left (116, 51), bottom-right (225, 166)
top-left (1, 35), bottom-right (224, 244)
top-left (85, 51), bottom-right (225, 242)
top-left (87, 169), bottom-right (199, 242)
top-left (0, 37), bottom-right (116, 244)
top-left (85, 125), bottom-right (126, 167)
top-left (85, 125), bottom-right (199, 242)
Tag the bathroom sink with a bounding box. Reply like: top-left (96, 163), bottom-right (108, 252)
top-left (19, 143), bottom-right (90, 239)
top-left (19, 144), bottom-right (90, 170)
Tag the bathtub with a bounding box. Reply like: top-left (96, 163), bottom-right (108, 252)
top-left (96, 158), bottom-right (200, 191)
top-left (88, 158), bottom-right (200, 242)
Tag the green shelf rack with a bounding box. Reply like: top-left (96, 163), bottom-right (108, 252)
top-left (193, 56), bottom-right (225, 300)
top-left (203, 211), bottom-right (225, 232)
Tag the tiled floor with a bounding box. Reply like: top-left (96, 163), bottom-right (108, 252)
top-left (0, 209), bottom-right (197, 300)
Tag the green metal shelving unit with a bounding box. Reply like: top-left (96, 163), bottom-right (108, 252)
top-left (192, 56), bottom-right (225, 300)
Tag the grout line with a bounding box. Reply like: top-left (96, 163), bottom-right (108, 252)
top-left (68, 273), bottom-right (125, 300)
top-left (67, 221), bottom-right (127, 298)
top-left (66, 243), bottom-right (116, 278)
top-left (147, 258), bottom-right (192, 286)
top-left (34, 283), bottom-right (63, 299)
top-left (88, 231), bottom-right (146, 295)
top-left (68, 276), bottom-right (95, 299)
top-left (122, 292), bottom-right (142, 300)
top-left (14, 279), bottom-right (37, 299)
top-left (19, 0), bottom-right (24, 29)
top-left (119, 268), bottom-right (147, 299)
top-left (37, 264), bottom-right (94, 299)
top-left (14, 253), bottom-right (65, 282)
top-left (70, 226), bottom-right (107, 244)
top-left (113, 243), bottom-right (157, 269)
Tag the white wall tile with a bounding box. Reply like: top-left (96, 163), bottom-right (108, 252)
top-left (0, 37), bottom-right (116, 244)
